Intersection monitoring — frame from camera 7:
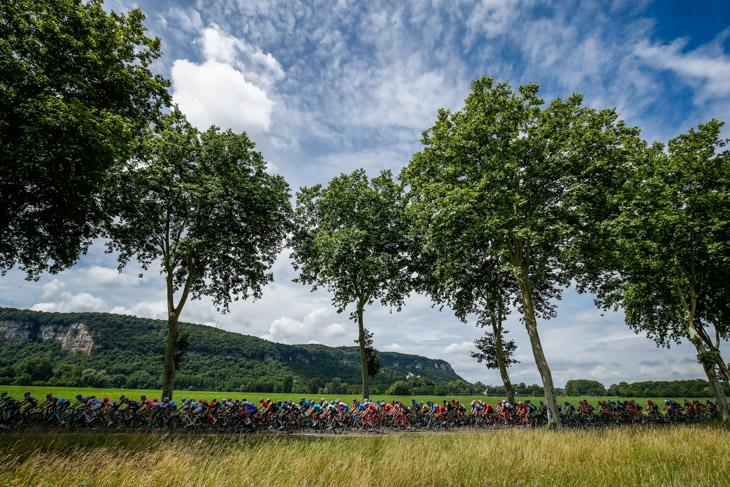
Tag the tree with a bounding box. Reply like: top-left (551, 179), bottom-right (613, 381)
top-left (355, 328), bottom-right (381, 378)
top-left (583, 121), bottom-right (730, 420)
top-left (307, 378), bottom-right (322, 394)
top-left (565, 379), bottom-right (606, 396)
top-left (471, 327), bottom-right (519, 404)
top-left (402, 77), bottom-right (638, 427)
top-left (290, 169), bottom-right (411, 399)
top-left (105, 110), bottom-right (292, 399)
top-left (386, 380), bottom-right (411, 396)
top-left (282, 376), bottom-right (294, 394)
top-left (0, 0), bottom-right (170, 278)
top-left (404, 155), bottom-right (520, 406)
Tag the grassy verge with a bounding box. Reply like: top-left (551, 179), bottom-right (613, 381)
top-left (0, 426), bottom-right (728, 486)
top-left (0, 384), bottom-right (713, 409)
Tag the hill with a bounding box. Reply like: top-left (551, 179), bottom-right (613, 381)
top-left (0, 307), bottom-right (467, 394)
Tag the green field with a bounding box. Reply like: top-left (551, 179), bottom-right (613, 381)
top-left (1, 426), bottom-right (728, 486)
top-left (0, 384), bottom-right (715, 409)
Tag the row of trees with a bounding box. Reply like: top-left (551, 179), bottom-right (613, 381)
top-left (2, 2), bottom-right (728, 424)
top-left (401, 78), bottom-right (729, 425)
top-left (565, 379), bottom-right (730, 398)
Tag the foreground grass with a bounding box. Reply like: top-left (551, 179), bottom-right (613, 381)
top-left (1, 425), bottom-right (728, 486)
top-left (0, 384), bottom-right (712, 410)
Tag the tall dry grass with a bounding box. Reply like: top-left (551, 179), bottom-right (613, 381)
top-left (1, 425), bottom-right (728, 486)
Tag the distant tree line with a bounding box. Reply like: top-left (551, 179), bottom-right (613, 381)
top-left (564, 379), bottom-right (730, 398)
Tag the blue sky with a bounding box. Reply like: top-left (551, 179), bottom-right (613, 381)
top-left (2, 0), bottom-right (730, 387)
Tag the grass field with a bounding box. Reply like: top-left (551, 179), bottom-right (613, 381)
top-left (1, 425), bottom-right (728, 486)
top-left (0, 384), bottom-right (714, 409)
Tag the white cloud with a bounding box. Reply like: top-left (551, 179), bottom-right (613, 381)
top-left (171, 24), bottom-right (283, 136)
top-left (444, 341), bottom-right (475, 354)
top-left (383, 343), bottom-right (404, 352)
top-left (31, 279), bottom-right (106, 313)
top-left (634, 34), bottom-right (730, 99)
top-left (262, 307), bottom-right (349, 344)
top-left (109, 300), bottom-right (168, 321)
top-left (172, 59), bottom-right (275, 134)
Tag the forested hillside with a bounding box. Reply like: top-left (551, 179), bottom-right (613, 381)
top-left (0, 308), bottom-right (468, 394)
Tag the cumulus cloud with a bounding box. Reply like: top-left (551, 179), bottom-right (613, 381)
top-left (383, 343), bottom-right (405, 352)
top-left (444, 341), bottom-right (475, 354)
top-left (31, 279), bottom-right (106, 313)
top-left (171, 24), bottom-right (283, 136)
top-left (262, 307), bottom-right (348, 344)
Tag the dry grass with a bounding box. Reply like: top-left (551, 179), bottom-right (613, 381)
top-left (1, 425), bottom-right (728, 486)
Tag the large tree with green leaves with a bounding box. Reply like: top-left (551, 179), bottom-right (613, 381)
top-left (0, 0), bottom-right (170, 278)
top-left (290, 169), bottom-right (411, 399)
top-left (583, 120), bottom-right (730, 420)
top-left (402, 77), bottom-right (639, 427)
top-left (407, 199), bottom-right (519, 404)
top-left (104, 110), bottom-right (291, 399)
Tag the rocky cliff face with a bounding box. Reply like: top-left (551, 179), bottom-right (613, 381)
top-left (0, 319), bottom-right (96, 355)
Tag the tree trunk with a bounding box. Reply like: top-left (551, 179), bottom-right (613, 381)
top-left (507, 235), bottom-right (560, 428)
top-left (162, 312), bottom-right (179, 400)
top-left (489, 300), bottom-right (515, 405)
top-left (161, 260), bottom-right (194, 401)
top-left (688, 322), bottom-right (729, 421)
top-left (677, 283), bottom-right (729, 421)
top-left (356, 302), bottom-right (370, 400)
top-left (519, 284), bottom-right (561, 427)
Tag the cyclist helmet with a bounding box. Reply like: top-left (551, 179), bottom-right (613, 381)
top-left (46, 393), bottom-right (52, 399)
top-left (24, 392), bottom-right (30, 396)
top-left (259, 398), bottom-right (265, 403)
top-left (103, 397), bottom-right (109, 401)
top-left (76, 394), bottom-right (83, 400)
top-left (119, 395), bottom-right (125, 400)
top-left (181, 397), bottom-right (187, 402)
top-left (0, 392), bottom-right (6, 399)
top-left (52, 397), bottom-right (58, 402)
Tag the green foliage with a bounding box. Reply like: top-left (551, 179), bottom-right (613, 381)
top-left (402, 77), bottom-right (639, 425)
top-left (125, 370), bottom-right (157, 389)
top-left (565, 379), bottom-right (607, 396)
top-left (386, 380), bottom-right (410, 395)
top-left (106, 110), bottom-right (292, 312)
top-left (290, 169), bottom-right (411, 397)
top-left (355, 328), bottom-right (381, 378)
top-left (0, 0), bottom-right (171, 277)
top-left (103, 109), bottom-right (292, 398)
top-left (290, 169), bottom-right (411, 317)
top-left (471, 330), bottom-right (518, 370)
top-left (606, 379), bottom-right (729, 398)
top-left (586, 120), bottom-right (730, 347)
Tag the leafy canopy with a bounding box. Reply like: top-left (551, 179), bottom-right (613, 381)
top-left (290, 169), bottom-right (411, 317)
top-left (105, 110), bottom-right (292, 311)
top-left (0, 0), bottom-right (170, 278)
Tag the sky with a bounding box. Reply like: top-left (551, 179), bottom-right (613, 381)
top-left (3, 0), bottom-right (730, 388)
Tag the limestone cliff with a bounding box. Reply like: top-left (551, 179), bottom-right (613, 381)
top-left (0, 319), bottom-right (96, 355)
